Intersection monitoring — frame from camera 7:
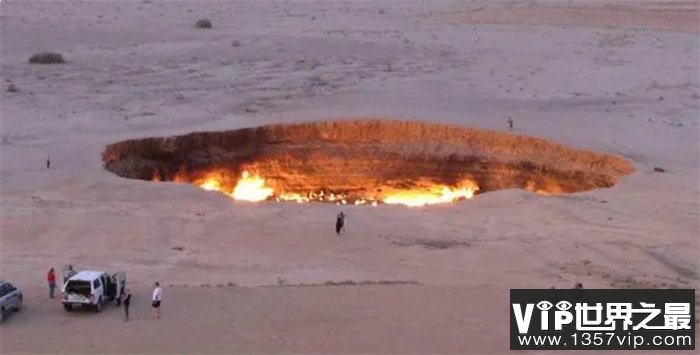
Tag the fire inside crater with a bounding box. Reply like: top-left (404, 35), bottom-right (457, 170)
top-left (102, 119), bottom-right (633, 207)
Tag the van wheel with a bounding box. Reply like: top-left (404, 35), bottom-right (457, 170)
top-left (95, 298), bottom-right (102, 313)
top-left (63, 304), bottom-right (73, 312)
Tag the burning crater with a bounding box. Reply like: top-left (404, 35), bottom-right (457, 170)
top-left (102, 120), bottom-right (633, 207)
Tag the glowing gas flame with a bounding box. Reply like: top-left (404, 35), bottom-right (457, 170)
top-left (197, 178), bottom-right (222, 191)
top-left (231, 171), bottom-right (274, 201)
top-left (278, 192), bottom-right (311, 203)
top-left (154, 168), bottom-right (479, 206)
top-left (383, 183), bottom-right (478, 207)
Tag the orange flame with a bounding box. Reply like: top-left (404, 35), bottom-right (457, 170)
top-left (278, 192), bottom-right (311, 203)
top-left (383, 183), bottom-right (478, 207)
top-left (156, 168), bottom-right (479, 206)
top-left (231, 171), bottom-right (274, 201)
top-left (197, 177), bottom-right (223, 191)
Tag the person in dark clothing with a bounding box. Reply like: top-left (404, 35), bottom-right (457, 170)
top-left (507, 116), bottom-right (514, 131)
top-left (46, 154), bottom-right (51, 170)
top-left (335, 211), bottom-right (346, 235)
top-left (122, 288), bottom-right (132, 321)
top-left (62, 265), bottom-right (77, 285)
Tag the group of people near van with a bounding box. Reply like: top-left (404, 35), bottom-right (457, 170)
top-left (46, 267), bottom-right (162, 322)
top-left (44, 212), bottom-right (347, 321)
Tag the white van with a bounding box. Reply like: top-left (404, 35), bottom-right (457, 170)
top-left (62, 270), bottom-right (125, 312)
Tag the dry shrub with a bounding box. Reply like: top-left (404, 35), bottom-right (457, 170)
top-left (195, 18), bottom-right (212, 29)
top-left (28, 52), bottom-right (65, 64)
top-left (395, 239), bottom-right (469, 250)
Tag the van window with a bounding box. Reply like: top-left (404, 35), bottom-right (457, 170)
top-left (93, 279), bottom-right (100, 289)
top-left (65, 280), bottom-right (91, 296)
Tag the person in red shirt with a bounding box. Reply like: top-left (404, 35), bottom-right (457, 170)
top-left (47, 268), bottom-right (56, 299)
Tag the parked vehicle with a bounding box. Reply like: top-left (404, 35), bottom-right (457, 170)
top-left (0, 280), bottom-right (23, 323)
top-left (62, 270), bottom-right (125, 312)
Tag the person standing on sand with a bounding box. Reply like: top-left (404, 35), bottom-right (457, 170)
top-left (63, 264), bottom-right (77, 285)
top-left (507, 116), bottom-right (514, 131)
top-left (47, 268), bottom-right (56, 299)
top-left (46, 154), bottom-right (50, 170)
top-left (152, 282), bottom-right (162, 319)
top-left (335, 211), bottom-right (346, 235)
top-left (122, 288), bottom-right (132, 321)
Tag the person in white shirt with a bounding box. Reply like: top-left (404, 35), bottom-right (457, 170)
top-left (152, 282), bottom-right (162, 319)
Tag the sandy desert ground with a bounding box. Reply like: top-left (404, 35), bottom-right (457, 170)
top-left (0, 0), bottom-right (699, 353)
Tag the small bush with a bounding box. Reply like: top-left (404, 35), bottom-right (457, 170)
top-left (28, 52), bottom-right (65, 64)
top-left (195, 18), bottom-right (212, 29)
top-left (309, 75), bottom-right (328, 86)
top-left (7, 84), bottom-right (19, 93)
top-left (324, 280), bottom-right (356, 286)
